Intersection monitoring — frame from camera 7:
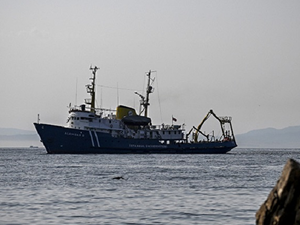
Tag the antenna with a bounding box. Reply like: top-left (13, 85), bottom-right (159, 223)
top-left (155, 71), bottom-right (163, 123)
top-left (117, 82), bottom-right (119, 106)
top-left (75, 77), bottom-right (78, 106)
top-left (100, 86), bottom-right (103, 109)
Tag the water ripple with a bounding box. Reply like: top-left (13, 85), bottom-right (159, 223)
top-left (0, 148), bottom-right (299, 224)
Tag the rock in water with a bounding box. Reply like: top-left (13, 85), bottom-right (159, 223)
top-left (256, 158), bottom-right (300, 225)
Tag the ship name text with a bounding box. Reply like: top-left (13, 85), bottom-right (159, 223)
top-left (65, 132), bottom-right (84, 137)
top-left (129, 144), bottom-right (167, 148)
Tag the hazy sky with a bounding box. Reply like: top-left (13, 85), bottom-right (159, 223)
top-left (1, 0), bottom-right (300, 135)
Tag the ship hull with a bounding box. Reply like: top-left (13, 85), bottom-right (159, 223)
top-left (34, 123), bottom-right (237, 154)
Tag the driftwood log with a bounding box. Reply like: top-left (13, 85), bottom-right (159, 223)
top-left (256, 158), bottom-right (300, 225)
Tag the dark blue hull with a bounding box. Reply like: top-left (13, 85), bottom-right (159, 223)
top-left (34, 123), bottom-right (237, 154)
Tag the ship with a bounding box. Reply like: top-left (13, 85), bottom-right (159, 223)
top-left (34, 66), bottom-right (237, 154)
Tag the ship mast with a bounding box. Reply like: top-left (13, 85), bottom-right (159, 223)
top-left (85, 66), bottom-right (99, 113)
top-left (135, 70), bottom-right (154, 117)
top-left (144, 70), bottom-right (153, 117)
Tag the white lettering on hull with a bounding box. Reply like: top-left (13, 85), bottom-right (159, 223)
top-left (129, 144), bottom-right (167, 148)
top-left (65, 132), bottom-right (84, 137)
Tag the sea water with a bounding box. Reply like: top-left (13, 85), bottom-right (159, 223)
top-left (0, 148), bottom-right (299, 225)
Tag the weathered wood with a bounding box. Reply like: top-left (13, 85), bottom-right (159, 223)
top-left (256, 158), bottom-right (300, 225)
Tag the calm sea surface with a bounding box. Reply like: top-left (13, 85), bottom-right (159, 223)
top-left (1, 148), bottom-right (299, 225)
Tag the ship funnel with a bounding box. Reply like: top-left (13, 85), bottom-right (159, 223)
top-left (80, 104), bottom-right (86, 111)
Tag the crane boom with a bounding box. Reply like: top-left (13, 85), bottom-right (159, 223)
top-left (193, 109), bottom-right (235, 143)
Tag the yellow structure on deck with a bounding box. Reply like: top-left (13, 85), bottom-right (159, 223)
top-left (116, 105), bottom-right (137, 120)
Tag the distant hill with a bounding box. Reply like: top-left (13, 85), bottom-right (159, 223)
top-left (235, 126), bottom-right (300, 148)
top-left (0, 128), bottom-right (36, 135)
top-left (0, 128), bottom-right (41, 147)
